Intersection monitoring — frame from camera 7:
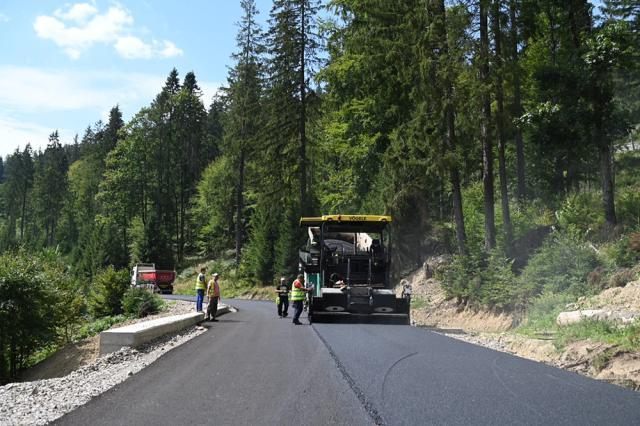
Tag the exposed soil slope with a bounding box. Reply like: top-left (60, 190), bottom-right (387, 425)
top-left (18, 300), bottom-right (195, 382)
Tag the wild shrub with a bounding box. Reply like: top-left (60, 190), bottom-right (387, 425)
top-left (88, 267), bottom-right (130, 318)
top-left (607, 233), bottom-right (640, 268)
top-left (0, 252), bottom-right (52, 380)
top-left (460, 183), bottom-right (486, 253)
top-left (518, 231), bottom-right (600, 300)
top-left (616, 186), bottom-right (640, 228)
top-left (441, 251), bottom-right (518, 309)
top-left (608, 268), bottom-right (637, 288)
top-left (478, 254), bottom-right (518, 309)
top-left (75, 315), bottom-right (127, 341)
top-left (122, 288), bottom-right (164, 318)
top-left (556, 191), bottom-right (604, 235)
top-left (441, 253), bottom-right (482, 305)
top-left (0, 250), bottom-right (81, 380)
top-left (38, 249), bottom-right (85, 344)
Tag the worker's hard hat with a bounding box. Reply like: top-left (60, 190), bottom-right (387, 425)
top-left (212, 272), bottom-right (219, 277)
top-left (280, 277), bottom-right (286, 281)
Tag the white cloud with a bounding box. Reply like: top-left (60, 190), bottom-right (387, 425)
top-left (0, 66), bottom-right (220, 156)
top-left (159, 40), bottom-right (183, 58)
top-left (0, 66), bottom-right (167, 112)
top-left (0, 13), bottom-right (10, 23)
top-left (114, 37), bottom-right (183, 60)
top-left (54, 2), bottom-right (98, 23)
top-left (115, 36), bottom-right (153, 59)
top-left (33, 3), bottom-right (182, 60)
top-left (0, 115), bottom-right (72, 157)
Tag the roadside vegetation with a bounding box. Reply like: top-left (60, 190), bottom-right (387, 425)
top-left (0, 250), bottom-right (164, 383)
top-left (172, 255), bottom-right (274, 300)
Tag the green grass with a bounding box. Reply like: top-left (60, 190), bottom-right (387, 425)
top-left (555, 319), bottom-right (640, 352)
top-left (74, 315), bottom-right (128, 341)
top-left (411, 296), bottom-right (427, 310)
top-left (517, 292), bottom-right (573, 338)
top-left (517, 290), bottom-right (640, 353)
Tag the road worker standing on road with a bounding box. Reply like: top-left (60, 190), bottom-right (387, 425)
top-left (291, 274), bottom-right (312, 325)
top-left (206, 272), bottom-right (221, 321)
top-left (195, 267), bottom-right (206, 312)
top-left (275, 277), bottom-right (290, 318)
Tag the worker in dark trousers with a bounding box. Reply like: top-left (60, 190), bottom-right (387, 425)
top-left (275, 277), bottom-right (290, 318)
top-left (205, 273), bottom-right (220, 321)
top-left (291, 274), bottom-right (312, 325)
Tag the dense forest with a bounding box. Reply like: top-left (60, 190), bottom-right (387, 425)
top-left (1, 0), bottom-right (639, 379)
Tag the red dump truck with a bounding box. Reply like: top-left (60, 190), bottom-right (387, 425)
top-left (130, 263), bottom-right (176, 294)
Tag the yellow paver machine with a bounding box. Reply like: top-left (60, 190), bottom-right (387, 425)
top-left (299, 215), bottom-right (410, 324)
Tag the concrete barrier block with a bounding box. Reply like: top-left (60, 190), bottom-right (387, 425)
top-left (100, 312), bottom-right (204, 355)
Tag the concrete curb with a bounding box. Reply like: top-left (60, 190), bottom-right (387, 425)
top-left (99, 303), bottom-right (235, 355)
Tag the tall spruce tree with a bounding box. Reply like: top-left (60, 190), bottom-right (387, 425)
top-left (226, 0), bottom-right (264, 267)
top-left (265, 0), bottom-right (320, 215)
top-left (174, 72), bottom-right (208, 260)
top-left (33, 132), bottom-right (68, 246)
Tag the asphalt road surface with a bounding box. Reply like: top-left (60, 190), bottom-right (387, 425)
top-left (56, 300), bottom-right (640, 426)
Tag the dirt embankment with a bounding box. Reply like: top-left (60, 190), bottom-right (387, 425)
top-left (406, 261), bottom-right (640, 391)
top-left (19, 300), bottom-right (196, 382)
top-left (406, 258), bottom-right (519, 333)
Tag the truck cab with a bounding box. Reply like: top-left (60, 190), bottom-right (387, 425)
top-left (131, 263), bottom-right (176, 294)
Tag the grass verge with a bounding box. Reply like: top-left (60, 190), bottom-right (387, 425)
top-left (173, 258), bottom-right (274, 300)
top-left (555, 319), bottom-right (640, 352)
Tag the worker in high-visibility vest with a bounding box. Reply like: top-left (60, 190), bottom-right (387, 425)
top-left (291, 274), bottom-right (312, 325)
top-left (205, 272), bottom-right (221, 321)
top-left (195, 267), bottom-right (206, 312)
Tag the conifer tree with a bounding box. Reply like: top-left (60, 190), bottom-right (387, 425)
top-left (265, 0), bottom-right (320, 215)
top-left (509, 0), bottom-right (527, 201)
top-left (479, 0), bottom-right (496, 251)
top-left (33, 132), bottom-right (68, 246)
top-left (492, 0), bottom-right (513, 251)
top-left (225, 0), bottom-right (264, 267)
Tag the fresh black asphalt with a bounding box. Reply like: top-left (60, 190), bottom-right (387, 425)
top-left (56, 299), bottom-right (640, 426)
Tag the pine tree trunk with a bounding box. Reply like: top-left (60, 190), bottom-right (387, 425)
top-left (480, 0), bottom-right (496, 251)
top-left (438, 0), bottom-right (467, 255)
top-left (235, 149), bottom-right (245, 267)
top-left (493, 0), bottom-right (513, 252)
top-left (597, 121), bottom-right (617, 229)
top-left (20, 190), bottom-right (27, 240)
top-left (510, 0), bottom-right (526, 202)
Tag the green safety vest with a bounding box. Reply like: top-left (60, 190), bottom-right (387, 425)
top-left (291, 280), bottom-right (306, 301)
top-left (195, 273), bottom-right (206, 290)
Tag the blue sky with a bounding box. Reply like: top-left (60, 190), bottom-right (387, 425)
top-left (0, 0), bottom-right (274, 157)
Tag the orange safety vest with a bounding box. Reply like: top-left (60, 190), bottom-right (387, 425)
top-left (207, 279), bottom-right (220, 298)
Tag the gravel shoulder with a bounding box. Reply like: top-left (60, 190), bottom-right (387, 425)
top-left (0, 326), bottom-right (206, 425)
top-left (0, 300), bottom-right (209, 425)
